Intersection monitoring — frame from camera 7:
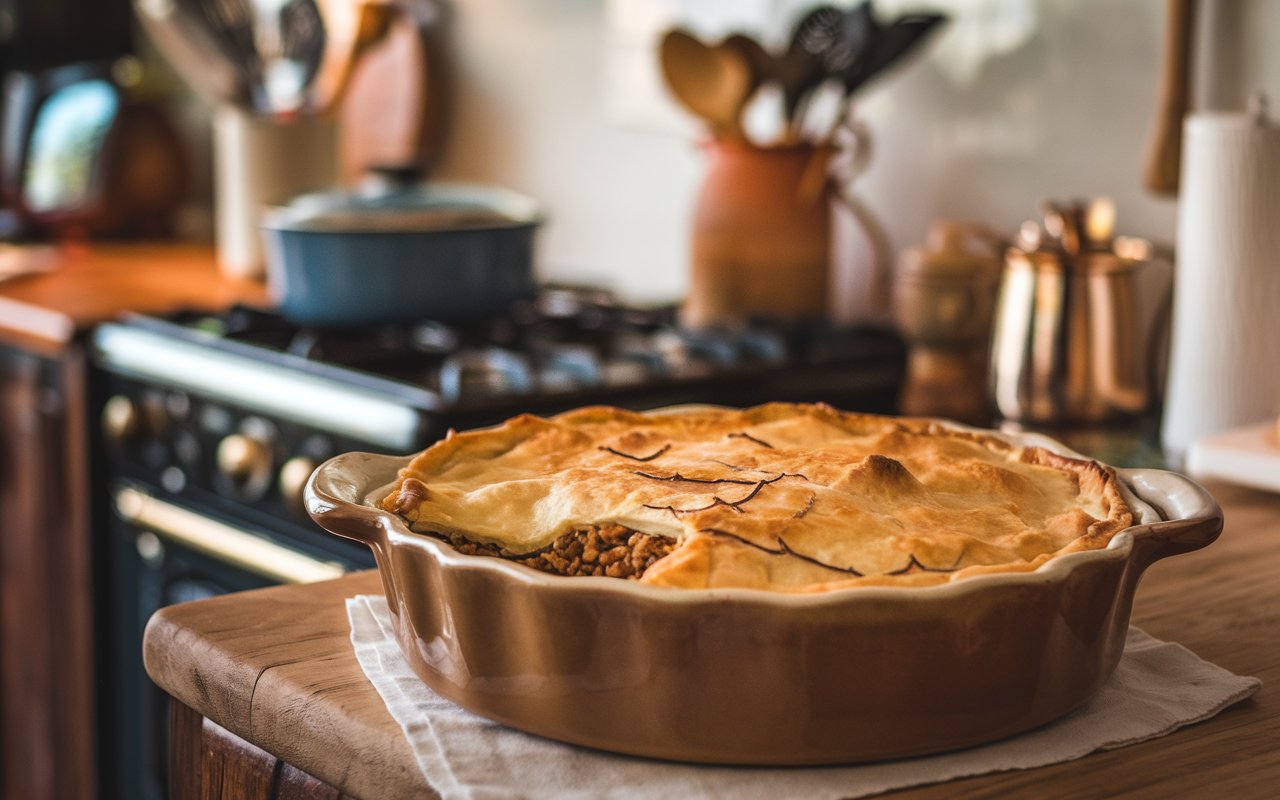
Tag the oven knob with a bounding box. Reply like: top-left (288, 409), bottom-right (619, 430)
top-left (278, 457), bottom-right (319, 514)
top-left (140, 392), bottom-right (170, 437)
top-left (216, 433), bottom-right (273, 491)
top-left (102, 395), bottom-right (139, 443)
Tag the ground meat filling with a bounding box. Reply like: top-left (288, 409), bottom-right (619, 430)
top-left (430, 524), bottom-right (677, 579)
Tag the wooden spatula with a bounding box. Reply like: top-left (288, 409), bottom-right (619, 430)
top-left (1143, 0), bottom-right (1196, 195)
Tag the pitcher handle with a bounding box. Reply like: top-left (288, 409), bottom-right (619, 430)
top-left (830, 118), bottom-right (894, 312)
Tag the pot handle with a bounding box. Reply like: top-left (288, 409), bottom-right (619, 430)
top-left (305, 451), bottom-right (409, 546)
top-left (1118, 467), bottom-right (1224, 565)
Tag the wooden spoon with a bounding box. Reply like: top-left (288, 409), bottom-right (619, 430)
top-left (722, 33), bottom-right (772, 91)
top-left (312, 0), bottom-right (396, 113)
top-left (659, 28), bottom-right (754, 139)
top-left (1143, 0), bottom-right (1196, 195)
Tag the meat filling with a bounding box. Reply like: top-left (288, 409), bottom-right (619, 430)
top-left (431, 524), bottom-right (677, 579)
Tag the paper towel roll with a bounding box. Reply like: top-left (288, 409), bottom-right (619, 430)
top-left (1162, 103), bottom-right (1280, 458)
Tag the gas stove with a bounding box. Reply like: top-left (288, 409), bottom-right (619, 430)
top-left (88, 287), bottom-right (905, 799)
top-left (95, 286), bottom-right (906, 463)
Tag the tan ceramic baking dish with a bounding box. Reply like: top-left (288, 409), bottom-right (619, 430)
top-left (304, 412), bottom-right (1222, 766)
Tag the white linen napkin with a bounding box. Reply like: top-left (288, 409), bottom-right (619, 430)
top-left (347, 594), bottom-right (1259, 800)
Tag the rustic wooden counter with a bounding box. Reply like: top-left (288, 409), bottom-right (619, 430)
top-left (144, 481), bottom-right (1280, 800)
top-left (0, 242), bottom-right (266, 355)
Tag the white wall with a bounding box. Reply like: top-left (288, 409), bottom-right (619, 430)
top-left (431, 0), bottom-right (701, 302)
top-left (430, 0), bottom-right (1278, 312)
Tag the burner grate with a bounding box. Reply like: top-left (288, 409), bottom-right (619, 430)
top-left (139, 287), bottom-right (905, 410)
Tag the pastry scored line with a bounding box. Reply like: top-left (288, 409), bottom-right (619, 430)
top-left (382, 404), bottom-right (1133, 588)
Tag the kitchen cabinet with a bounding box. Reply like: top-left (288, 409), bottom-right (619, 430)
top-left (0, 244), bottom-right (265, 799)
top-left (0, 343), bottom-right (95, 799)
top-left (168, 703), bottom-right (348, 800)
top-left (145, 480), bottom-right (1280, 799)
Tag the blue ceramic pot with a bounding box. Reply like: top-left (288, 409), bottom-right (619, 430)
top-left (261, 182), bottom-right (542, 327)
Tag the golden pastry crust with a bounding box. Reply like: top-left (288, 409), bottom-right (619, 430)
top-left (381, 403), bottom-right (1135, 592)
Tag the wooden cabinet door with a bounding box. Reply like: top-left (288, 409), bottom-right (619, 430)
top-left (0, 344), bottom-right (95, 800)
top-left (168, 701), bottom-right (350, 800)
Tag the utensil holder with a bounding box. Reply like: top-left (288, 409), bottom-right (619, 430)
top-left (682, 140), bottom-right (834, 328)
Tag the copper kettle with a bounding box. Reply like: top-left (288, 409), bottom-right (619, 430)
top-left (988, 200), bottom-right (1173, 425)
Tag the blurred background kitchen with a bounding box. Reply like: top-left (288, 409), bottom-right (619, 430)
top-left (2, 0), bottom-right (1279, 798)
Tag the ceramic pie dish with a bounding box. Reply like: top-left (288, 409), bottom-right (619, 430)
top-left (305, 405), bottom-right (1222, 765)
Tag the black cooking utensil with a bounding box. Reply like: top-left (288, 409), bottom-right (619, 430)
top-left (777, 5), bottom-right (837, 121)
top-left (176, 0), bottom-right (258, 80)
top-left (134, 0), bottom-right (255, 108)
top-left (844, 13), bottom-right (946, 95)
top-left (171, 0), bottom-right (328, 115)
top-left (798, 1), bottom-right (878, 79)
top-left (248, 0), bottom-right (327, 113)
top-left (278, 0), bottom-right (327, 77)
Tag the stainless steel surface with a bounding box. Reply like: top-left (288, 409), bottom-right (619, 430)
top-left (163, 0), bottom-right (325, 114)
top-left (135, 0), bottom-right (253, 107)
top-left (139, 0), bottom-right (436, 117)
top-left (94, 322), bottom-right (426, 451)
top-left (114, 486), bottom-right (344, 583)
top-left (989, 200), bottom-right (1173, 425)
top-left (248, 0), bottom-right (326, 115)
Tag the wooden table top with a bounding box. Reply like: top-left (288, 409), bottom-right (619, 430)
top-left (143, 481), bottom-right (1280, 800)
top-left (0, 243), bottom-right (267, 355)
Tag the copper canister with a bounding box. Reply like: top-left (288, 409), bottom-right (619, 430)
top-left (988, 201), bottom-right (1172, 425)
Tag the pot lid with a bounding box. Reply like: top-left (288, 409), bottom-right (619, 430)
top-left (262, 179), bottom-right (544, 234)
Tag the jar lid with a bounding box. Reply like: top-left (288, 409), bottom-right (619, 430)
top-left (898, 220), bottom-right (1003, 281)
top-left (1010, 197), bottom-right (1160, 273)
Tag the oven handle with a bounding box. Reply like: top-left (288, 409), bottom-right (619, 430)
top-left (114, 487), bottom-right (346, 585)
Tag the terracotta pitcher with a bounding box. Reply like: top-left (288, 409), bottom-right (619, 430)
top-left (682, 141), bottom-right (836, 328)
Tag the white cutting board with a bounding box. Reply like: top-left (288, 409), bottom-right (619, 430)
top-left (1186, 421), bottom-right (1280, 494)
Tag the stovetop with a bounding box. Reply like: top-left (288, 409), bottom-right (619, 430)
top-left (94, 286), bottom-right (907, 461)
top-left (151, 288), bottom-right (776, 400)
top-left (114, 287), bottom-right (903, 405)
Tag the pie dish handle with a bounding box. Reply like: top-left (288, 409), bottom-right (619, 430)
top-left (304, 451), bottom-right (408, 546)
top-left (1119, 467), bottom-right (1224, 566)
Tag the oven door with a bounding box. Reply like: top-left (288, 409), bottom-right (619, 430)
top-left (102, 483), bottom-right (355, 800)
